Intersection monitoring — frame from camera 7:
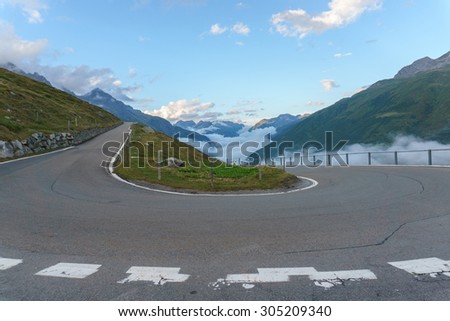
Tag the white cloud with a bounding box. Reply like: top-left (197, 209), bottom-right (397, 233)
top-left (128, 67), bottom-right (138, 78)
top-left (209, 23), bottom-right (227, 35)
top-left (306, 100), bottom-right (326, 107)
top-left (226, 108), bottom-right (259, 116)
top-left (353, 85), bottom-right (370, 95)
top-left (226, 109), bottom-right (242, 116)
top-left (138, 35), bottom-right (150, 43)
top-left (8, 0), bottom-right (48, 24)
top-left (27, 63), bottom-right (136, 100)
top-left (198, 126), bottom-right (278, 162)
top-left (232, 22), bottom-right (250, 35)
top-left (334, 52), bottom-right (352, 58)
top-left (144, 98), bottom-right (219, 122)
top-left (271, 0), bottom-right (383, 38)
top-left (233, 100), bottom-right (262, 108)
top-left (321, 79), bottom-right (339, 91)
top-left (0, 21), bottom-right (48, 64)
top-left (206, 22), bottom-right (250, 37)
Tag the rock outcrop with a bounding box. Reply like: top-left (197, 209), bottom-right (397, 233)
top-left (0, 126), bottom-right (117, 159)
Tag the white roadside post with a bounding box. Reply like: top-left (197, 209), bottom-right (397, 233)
top-left (158, 150), bottom-right (162, 181)
top-left (259, 164), bottom-right (262, 181)
top-left (210, 163), bottom-right (214, 189)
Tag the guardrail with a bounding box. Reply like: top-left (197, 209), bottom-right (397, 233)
top-left (270, 148), bottom-right (450, 167)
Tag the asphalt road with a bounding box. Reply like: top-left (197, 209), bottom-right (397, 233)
top-left (1, 123), bottom-right (449, 300)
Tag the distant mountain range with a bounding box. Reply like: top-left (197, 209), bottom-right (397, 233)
top-left (275, 51), bottom-right (450, 148)
top-left (251, 113), bottom-right (308, 133)
top-left (79, 89), bottom-right (210, 141)
top-left (175, 120), bottom-right (244, 137)
top-left (175, 114), bottom-right (310, 139)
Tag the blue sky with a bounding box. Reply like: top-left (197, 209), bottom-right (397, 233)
top-left (1, 0), bottom-right (449, 125)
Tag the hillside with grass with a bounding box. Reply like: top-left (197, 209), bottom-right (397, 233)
top-left (0, 68), bottom-right (121, 141)
top-left (115, 124), bottom-right (298, 192)
top-left (276, 66), bottom-right (450, 148)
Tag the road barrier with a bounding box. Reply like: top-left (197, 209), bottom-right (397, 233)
top-left (272, 148), bottom-right (450, 167)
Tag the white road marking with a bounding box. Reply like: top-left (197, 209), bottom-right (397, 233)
top-left (112, 169), bottom-right (318, 197)
top-left (0, 258), bottom-right (23, 270)
top-left (118, 267), bottom-right (190, 285)
top-left (389, 257), bottom-right (450, 277)
top-left (225, 268), bottom-right (316, 283)
top-left (309, 269), bottom-right (378, 289)
top-left (35, 263), bottom-right (101, 279)
top-left (214, 267), bottom-right (377, 289)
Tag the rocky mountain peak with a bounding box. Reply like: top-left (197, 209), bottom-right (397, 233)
top-left (1, 62), bottom-right (52, 86)
top-left (394, 51), bottom-right (450, 79)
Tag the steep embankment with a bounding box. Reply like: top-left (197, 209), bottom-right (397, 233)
top-left (0, 68), bottom-right (121, 158)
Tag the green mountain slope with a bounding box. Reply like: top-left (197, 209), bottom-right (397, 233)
top-left (277, 66), bottom-right (450, 148)
top-left (0, 68), bottom-right (121, 141)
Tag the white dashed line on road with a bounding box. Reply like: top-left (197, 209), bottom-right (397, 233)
top-left (35, 263), bottom-right (102, 279)
top-left (0, 258), bottom-right (23, 271)
top-left (118, 267), bottom-right (190, 285)
top-left (4, 257), bottom-right (450, 289)
top-left (389, 257), bottom-right (450, 278)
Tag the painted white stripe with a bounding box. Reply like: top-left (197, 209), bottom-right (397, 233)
top-left (215, 267), bottom-right (377, 289)
top-left (309, 269), bottom-right (377, 289)
top-left (111, 172), bottom-right (318, 197)
top-left (107, 128), bottom-right (132, 176)
top-left (309, 269), bottom-right (378, 281)
top-left (35, 263), bottom-right (101, 279)
top-left (389, 257), bottom-right (450, 277)
top-left (118, 267), bottom-right (190, 285)
top-left (225, 268), bottom-right (316, 284)
top-left (0, 258), bottom-right (23, 270)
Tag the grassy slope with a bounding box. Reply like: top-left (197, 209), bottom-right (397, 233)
top-left (0, 68), bottom-right (121, 141)
top-left (115, 124), bottom-right (298, 192)
top-left (277, 67), bottom-right (450, 148)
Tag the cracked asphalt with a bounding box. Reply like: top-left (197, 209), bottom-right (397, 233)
top-left (1, 123), bottom-right (449, 300)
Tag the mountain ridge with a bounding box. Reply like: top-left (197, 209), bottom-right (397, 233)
top-left (394, 51), bottom-right (450, 79)
top-left (175, 120), bottom-right (244, 138)
top-left (1, 63), bottom-right (52, 87)
top-left (251, 113), bottom-right (308, 133)
top-left (80, 88), bottom-right (210, 141)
